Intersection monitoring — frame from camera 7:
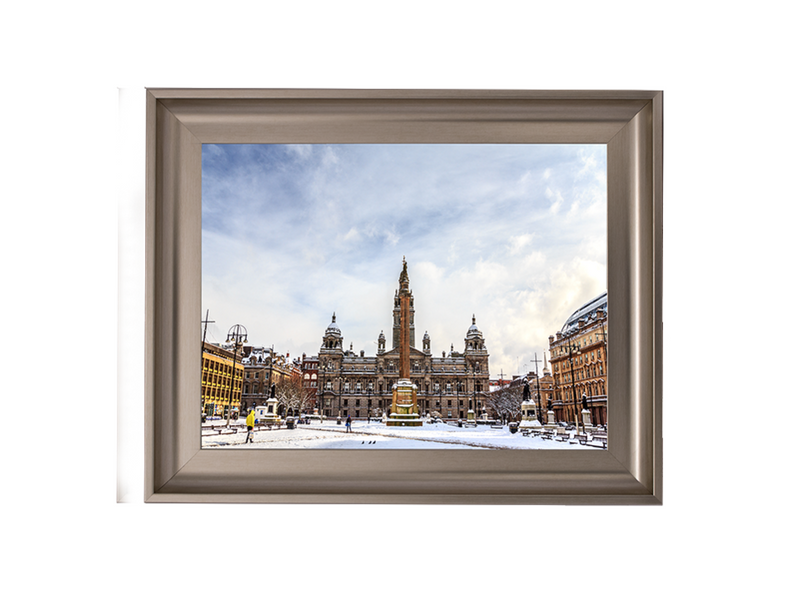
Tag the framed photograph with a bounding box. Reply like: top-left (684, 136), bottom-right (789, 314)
top-left (146, 89), bottom-right (662, 503)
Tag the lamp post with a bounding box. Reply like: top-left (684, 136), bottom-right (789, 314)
top-left (337, 364), bottom-right (343, 421)
top-left (438, 378), bottom-right (443, 418)
top-left (471, 365), bottom-right (477, 420)
top-left (367, 380), bottom-right (372, 423)
top-left (201, 310), bottom-right (215, 419)
top-left (530, 353), bottom-right (543, 424)
top-left (566, 343), bottom-right (581, 433)
top-left (225, 324), bottom-right (247, 428)
top-left (266, 344), bottom-right (275, 403)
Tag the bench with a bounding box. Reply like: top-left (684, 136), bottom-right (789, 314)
top-left (202, 428), bottom-right (238, 436)
top-left (555, 433), bottom-right (570, 442)
top-left (540, 431), bottom-right (554, 440)
top-left (490, 425), bottom-right (504, 429)
top-left (582, 435), bottom-right (607, 448)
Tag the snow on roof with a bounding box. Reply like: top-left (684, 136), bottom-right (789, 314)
top-left (560, 292), bottom-right (607, 335)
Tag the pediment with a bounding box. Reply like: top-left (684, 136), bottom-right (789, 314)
top-left (382, 346), bottom-right (427, 358)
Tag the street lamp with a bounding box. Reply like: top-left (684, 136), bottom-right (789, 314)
top-left (534, 364), bottom-right (543, 425)
top-left (471, 365), bottom-right (477, 421)
top-left (337, 364), bottom-right (343, 421)
top-left (225, 324), bottom-right (247, 427)
top-left (566, 342), bottom-right (582, 434)
top-left (438, 379), bottom-right (443, 418)
top-left (367, 379), bottom-right (373, 423)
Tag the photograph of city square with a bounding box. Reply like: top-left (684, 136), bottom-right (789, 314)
top-left (200, 144), bottom-right (608, 449)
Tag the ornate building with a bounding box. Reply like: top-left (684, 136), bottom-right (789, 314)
top-left (317, 262), bottom-right (490, 420)
top-left (548, 292), bottom-right (608, 427)
top-left (239, 346), bottom-right (302, 413)
top-left (301, 354), bottom-right (319, 409)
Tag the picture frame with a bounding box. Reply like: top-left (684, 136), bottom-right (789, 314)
top-left (145, 89), bottom-right (662, 504)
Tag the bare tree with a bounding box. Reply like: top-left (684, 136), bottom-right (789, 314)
top-left (483, 384), bottom-right (523, 424)
top-left (275, 374), bottom-right (317, 417)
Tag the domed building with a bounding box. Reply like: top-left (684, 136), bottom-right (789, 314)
top-left (548, 292), bottom-right (608, 427)
top-left (316, 261), bottom-right (490, 420)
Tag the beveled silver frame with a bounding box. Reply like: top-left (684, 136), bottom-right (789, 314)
top-left (145, 89), bottom-right (662, 504)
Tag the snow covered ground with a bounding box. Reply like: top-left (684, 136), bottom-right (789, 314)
top-left (202, 418), bottom-right (604, 450)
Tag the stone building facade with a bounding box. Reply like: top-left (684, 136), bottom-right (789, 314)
top-left (316, 265), bottom-right (490, 420)
top-left (548, 292), bottom-right (608, 427)
top-left (301, 354), bottom-right (319, 411)
top-left (202, 341), bottom-right (244, 419)
top-left (239, 346), bottom-right (302, 413)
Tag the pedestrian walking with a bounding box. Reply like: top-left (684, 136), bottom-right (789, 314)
top-left (346, 414), bottom-right (352, 433)
top-left (245, 408), bottom-right (255, 443)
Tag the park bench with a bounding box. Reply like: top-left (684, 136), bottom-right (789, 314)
top-left (555, 433), bottom-right (570, 442)
top-left (490, 425), bottom-right (504, 430)
top-left (210, 428), bottom-right (237, 436)
top-left (583, 435), bottom-right (607, 449)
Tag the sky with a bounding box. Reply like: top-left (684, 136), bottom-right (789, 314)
top-left (201, 143), bottom-right (606, 378)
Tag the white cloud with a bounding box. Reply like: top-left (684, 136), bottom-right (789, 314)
top-left (343, 227), bottom-right (361, 242)
top-left (507, 233), bottom-right (533, 255)
top-left (286, 144), bottom-right (313, 160)
top-left (384, 228), bottom-right (400, 246)
top-left (202, 143), bottom-right (606, 376)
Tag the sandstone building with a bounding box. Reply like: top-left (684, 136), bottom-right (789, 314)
top-left (238, 346), bottom-right (302, 413)
top-left (548, 292), bottom-right (608, 426)
top-left (316, 262), bottom-right (490, 420)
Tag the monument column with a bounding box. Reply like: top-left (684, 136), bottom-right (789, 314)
top-left (388, 257), bottom-right (422, 426)
top-left (399, 260), bottom-right (411, 380)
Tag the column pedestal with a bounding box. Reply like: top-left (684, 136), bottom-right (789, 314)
top-left (386, 379), bottom-right (422, 426)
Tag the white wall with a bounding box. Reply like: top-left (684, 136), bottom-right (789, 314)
top-left (4, 2), bottom-right (800, 601)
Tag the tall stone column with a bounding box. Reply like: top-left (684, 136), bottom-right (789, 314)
top-left (399, 261), bottom-right (411, 380)
top-left (388, 257), bottom-right (422, 426)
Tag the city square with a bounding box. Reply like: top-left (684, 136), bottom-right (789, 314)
top-left (202, 417), bottom-right (606, 450)
top-left (200, 144), bottom-right (609, 448)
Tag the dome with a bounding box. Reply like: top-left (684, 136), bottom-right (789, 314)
top-left (466, 314), bottom-right (483, 338)
top-left (560, 292), bottom-right (607, 335)
top-left (325, 312), bottom-right (341, 336)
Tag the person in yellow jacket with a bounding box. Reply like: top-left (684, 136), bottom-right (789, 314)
top-left (245, 408), bottom-right (255, 443)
